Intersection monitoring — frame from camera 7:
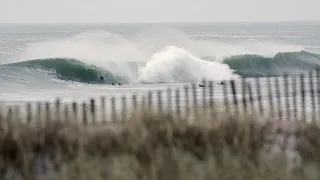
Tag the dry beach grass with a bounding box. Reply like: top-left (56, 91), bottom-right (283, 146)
top-left (0, 108), bottom-right (320, 180)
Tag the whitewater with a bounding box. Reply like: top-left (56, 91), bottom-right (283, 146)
top-left (1, 22), bottom-right (320, 104)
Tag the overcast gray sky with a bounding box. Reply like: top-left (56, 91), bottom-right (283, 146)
top-left (1, 0), bottom-right (319, 23)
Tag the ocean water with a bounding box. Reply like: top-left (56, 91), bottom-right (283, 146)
top-left (0, 22), bottom-right (320, 111)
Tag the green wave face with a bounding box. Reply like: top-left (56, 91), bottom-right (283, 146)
top-left (223, 51), bottom-right (320, 77)
top-left (4, 58), bottom-right (126, 84)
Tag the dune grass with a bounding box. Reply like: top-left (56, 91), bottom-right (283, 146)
top-left (0, 108), bottom-right (320, 180)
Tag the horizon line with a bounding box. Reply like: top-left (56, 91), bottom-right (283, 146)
top-left (1, 20), bottom-right (320, 25)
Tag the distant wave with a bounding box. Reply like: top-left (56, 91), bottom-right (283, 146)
top-left (222, 50), bottom-right (320, 77)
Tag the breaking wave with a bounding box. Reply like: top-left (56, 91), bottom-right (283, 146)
top-left (1, 28), bottom-right (318, 85)
top-left (0, 46), bottom-right (238, 84)
top-left (2, 58), bottom-right (124, 84)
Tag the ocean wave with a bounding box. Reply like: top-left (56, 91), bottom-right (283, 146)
top-left (2, 49), bottom-right (319, 85)
top-left (0, 46), bottom-right (238, 84)
top-left (1, 58), bottom-right (125, 84)
top-left (0, 29), bottom-right (315, 84)
top-left (222, 50), bottom-right (320, 77)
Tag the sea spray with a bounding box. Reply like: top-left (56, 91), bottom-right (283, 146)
top-left (13, 30), bottom-right (147, 83)
top-left (2, 28), bottom-right (315, 84)
top-left (138, 46), bottom-right (237, 83)
top-left (131, 26), bottom-right (304, 60)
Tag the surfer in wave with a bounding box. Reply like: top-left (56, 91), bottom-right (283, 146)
top-left (100, 76), bottom-right (104, 82)
top-left (100, 75), bottom-right (121, 86)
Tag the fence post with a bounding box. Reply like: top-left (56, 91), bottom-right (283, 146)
top-left (247, 82), bottom-right (255, 115)
top-left (0, 106), bottom-right (3, 123)
top-left (316, 66), bottom-right (320, 118)
top-left (111, 96), bottom-right (116, 122)
top-left (275, 77), bottom-right (282, 120)
top-left (82, 102), bottom-right (87, 125)
top-left (27, 103), bottom-right (32, 124)
top-left (284, 73), bottom-right (290, 121)
top-left (45, 102), bottom-right (51, 125)
top-left (292, 76), bottom-right (298, 121)
top-left (222, 81), bottom-right (229, 114)
top-left (37, 102), bottom-right (42, 126)
top-left (184, 85), bottom-right (190, 119)
top-left (201, 79), bottom-right (207, 114)
top-left (309, 71), bottom-right (316, 123)
top-left (55, 99), bottom-right (61, 122)
top-left (167, 88), bottom-right (172, 114)
top-left (242, 78), bottom-right (248, 115)
top-left (72, 102), bottom-right (78, 122)
top-left (122, 96), bottom-right (127, 121)
top-left (230, 80), bottom-right (238, 115)
top-left (141, 96), bottom-right (146, 110)
top-left (255, 76), bottom-right (263, 115)
top-left (90, 99), bottom-right (96, 124)
top-left (100, 97), bottom-right (106, 123)
top-left (192, 83), bottom-right (198, 118)
top-left (266, 77), bottom-right (274, 117)
top-left (148, 91), bottom-right (153, 111)
top-left (208, 81), bottom-right (215, 118)
top-left (7, 108), bottom-right (13, 131)
top-left (300, 74), bottom-right (306, 121)
top-left (175, 89), bottom-right (181, 118)
top-left (157, 90), bottom-right (163, 115)
top-left (132, 94), bottom-right (137, 111)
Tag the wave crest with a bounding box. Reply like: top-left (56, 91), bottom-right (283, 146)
top-left (139, 46), bottom-right (237, 83)
top-left (223, 50), bottom-right (320, 77)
